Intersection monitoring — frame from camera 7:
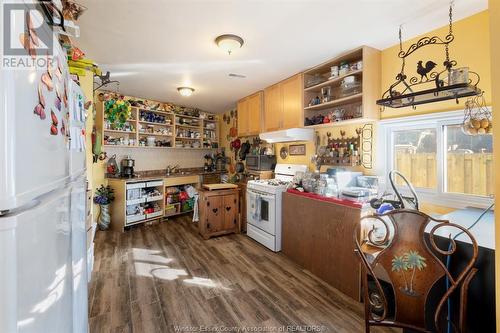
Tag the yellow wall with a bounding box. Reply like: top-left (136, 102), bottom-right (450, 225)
top-left (381, 10), bottom-right (491, 119)
top-left (77, 70), bottom-right (101, 220)
top-left (275, 122), bottom-right (376, 174)
top-left (488, 1), bottom-right (499, 331)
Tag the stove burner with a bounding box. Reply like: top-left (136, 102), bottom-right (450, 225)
top-left (258, 179), bottom-right (290, 186)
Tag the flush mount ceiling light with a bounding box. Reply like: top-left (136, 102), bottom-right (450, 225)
top-left (177, 87), bottom-right (195, 97)
top-left (215, 34), bottom-right (244, 55)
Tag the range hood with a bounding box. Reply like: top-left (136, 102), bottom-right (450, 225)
top-left (259, 128), bottom-right (314, 143)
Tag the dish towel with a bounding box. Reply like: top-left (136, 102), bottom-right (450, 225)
top-left (192, 194), bottom-right (199, 222)
top-left (250, 192), bottom-right (261, 221)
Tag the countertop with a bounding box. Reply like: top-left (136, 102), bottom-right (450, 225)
top-left (106, 169), bottom-right (227, 182)
top-left (286, 189), bottom-right (373, 209)
top-left (427, 207), bottom-right (495, 250)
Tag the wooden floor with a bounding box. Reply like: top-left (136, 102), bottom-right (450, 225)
top-left (89, 216), bottom-right (397, 333)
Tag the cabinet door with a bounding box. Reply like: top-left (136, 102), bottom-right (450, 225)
top-left (222, 194), bottom-right (238, 230)
top-left (205, 195), bottom-right (223, 232)
top-left (281, 74), bottom-right (303, 129)
top-left (237, 98), bottom-right (248, 136)
top-left (264, 84), bottom-right (282, 131)
top-left (247, 92), bottom-right (262, 135)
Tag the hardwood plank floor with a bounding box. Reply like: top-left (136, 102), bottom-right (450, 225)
top-left (89, 216), bottom-right (398, 333)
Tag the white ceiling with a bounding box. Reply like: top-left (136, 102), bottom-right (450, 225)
top-left (77, 0), bottom-right (487, 113)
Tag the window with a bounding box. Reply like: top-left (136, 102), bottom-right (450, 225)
top-left (379, 110), bottom-right (493, 208)
top-left (444, 124), bottom-right (493, 196)
top-left (393, 128), bottom-right (437, 189)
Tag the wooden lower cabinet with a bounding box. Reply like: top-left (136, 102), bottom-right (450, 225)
top-left (282, 191), bottom-right (364, 301)
top-left (198, 188), bottom-right (240, 239)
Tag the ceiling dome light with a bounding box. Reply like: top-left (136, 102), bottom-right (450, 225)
top-left (177, 87), bottom-right (195, 97)
top-left (215, 34), bottom-right (244, 55)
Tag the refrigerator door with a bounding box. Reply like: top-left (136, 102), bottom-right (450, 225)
top-left (0, 28), bottom-right (71, 211)
top-left (70, 176), bottom-right (88, 333)
top-left (0, 186), bottom-right (74, 333)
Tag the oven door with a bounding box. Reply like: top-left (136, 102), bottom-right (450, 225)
top-left (246, 189), bottom-right (276, 235)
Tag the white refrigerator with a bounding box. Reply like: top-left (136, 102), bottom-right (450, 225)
top-left (0, 15), bottom-right (88, 333)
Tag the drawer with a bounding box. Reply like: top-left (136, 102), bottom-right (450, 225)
top-left (126, 213), bottom-right (145, 224)
top-left (126, 197), bottom-right (146, 205)
top-left (146, 211), bottom-right (163, 219)
top-left (146, 195), bottom-right (163, 203)
top-left (146, 180), bottom-right (163, 188)
top-left (126, 182), bottom-right (146, 190)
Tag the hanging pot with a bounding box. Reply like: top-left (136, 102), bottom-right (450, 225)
top-left (239, 141), bottom-right (251, 160)
top-left (231, 138), bottom-right (241, 149)
top-left (235, 161), bottom-right (245, 173)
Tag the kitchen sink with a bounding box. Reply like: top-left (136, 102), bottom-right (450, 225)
top-left (166, 171), bottom-right (192, 176)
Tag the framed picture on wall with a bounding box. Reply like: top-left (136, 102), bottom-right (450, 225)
top-left (289, 144), bottom-right (306, 156)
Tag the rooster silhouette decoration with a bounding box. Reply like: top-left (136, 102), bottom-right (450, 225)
top-left (416, 61), bottom-right (437, 81)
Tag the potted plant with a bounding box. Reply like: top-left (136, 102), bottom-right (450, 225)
top-left (104, 98), bottom-right (132, 129)
top-left (94, 185), bottom-right (115, 230)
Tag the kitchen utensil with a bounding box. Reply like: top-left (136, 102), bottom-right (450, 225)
top-left (235, 161), bottom-right (245, 173)
top-left (106, 154), bottom-right (119, 175)
top-left (239, 141), bottom-right (251, 160)
top-left (147, 136), bottom-right (156, 146)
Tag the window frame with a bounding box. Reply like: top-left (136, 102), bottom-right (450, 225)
top-left (378, 109), bottom-right (494, 209)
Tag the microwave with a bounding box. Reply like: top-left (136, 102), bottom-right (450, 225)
top-left (246, 154), bottom-right (276, 171)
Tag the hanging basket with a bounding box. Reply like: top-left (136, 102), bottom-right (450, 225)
top-left (461, 92), bottom-right (492, 136)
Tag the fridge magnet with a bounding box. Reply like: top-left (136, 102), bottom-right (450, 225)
top-left (55, 58), bottom-right (63, 81)
top-left (41, 73), bottom-right (53, 91)
top-left (63, 80), bottom-right (69, 108)
top-left (55, 86), bottom-right (62, 111)
top-left (34, 103), bottom-right (46, 120)
top-left (289, 144), bottom-right (306, 156)
top-left (38, 84), bottom-right (46, 108)
top-left (26, 11), bottom-right (39, 47)
top-left (47, 56), bottom-right (54, 79)
top-left (50, 110), bottom-right (58, 135)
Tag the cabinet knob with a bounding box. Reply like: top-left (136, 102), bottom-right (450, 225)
top-left (233, 219), bottom-right (236, 224)
top-left (207, 223), bottom-right (211, 229)
top-left (225, 206), bottom-right (231, 212)
top-left (207, 201), bottom-right (210, 207)
top-left (212, 208), bottom-right (218, 214)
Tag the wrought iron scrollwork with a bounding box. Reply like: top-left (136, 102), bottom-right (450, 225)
top-left (377, 2), bottom-right (482, 109)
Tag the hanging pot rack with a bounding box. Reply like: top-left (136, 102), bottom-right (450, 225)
top-left (376, 2), bottom-right (482, 109)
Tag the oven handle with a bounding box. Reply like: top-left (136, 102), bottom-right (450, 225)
top-left (247, 189), bottom-right (275, 201)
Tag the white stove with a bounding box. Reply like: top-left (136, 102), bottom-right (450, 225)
top-left (246, 164), bottom-right (307, 252)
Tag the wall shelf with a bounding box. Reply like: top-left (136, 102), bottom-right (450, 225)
top-left (304, 93), bottom-right (363, 111)
top-left (303, 46), bottom-right (381, 126)
top-left (96, 99), bottom-right (219, 150)
top-left (304, 69), bottom-right (363, 92)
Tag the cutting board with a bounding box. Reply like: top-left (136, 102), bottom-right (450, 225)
top-left (202, 183), bottom-right (238, 191)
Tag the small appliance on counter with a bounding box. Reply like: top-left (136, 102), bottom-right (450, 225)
top-left (342, 176), bottom-right (379, 197)
top-left (120, 155), bottom-right (136, 178)
top-left (246, 154), bottom-right (276, 171)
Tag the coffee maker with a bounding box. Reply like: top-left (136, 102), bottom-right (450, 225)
top-left (120, 155), bottom-right (135, 178)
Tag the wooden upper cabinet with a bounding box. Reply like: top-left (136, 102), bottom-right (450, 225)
top-left (237, 91), bottom-right (262, 137)
top-left (264, 84), bottom-right (282, 132)
top-left (237, 98), bottom-right (248, 136)
top-left (281, 74), bottom-right (303, 129)
top-left (263, 73), bottom-right (303, 131)
top-left (247, 92), bottom-right (263, 135)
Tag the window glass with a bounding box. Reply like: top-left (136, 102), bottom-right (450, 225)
top-left (393, 128), bottom-right (437, 189)
top-left (445, 124), bottom-right (493, 196)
